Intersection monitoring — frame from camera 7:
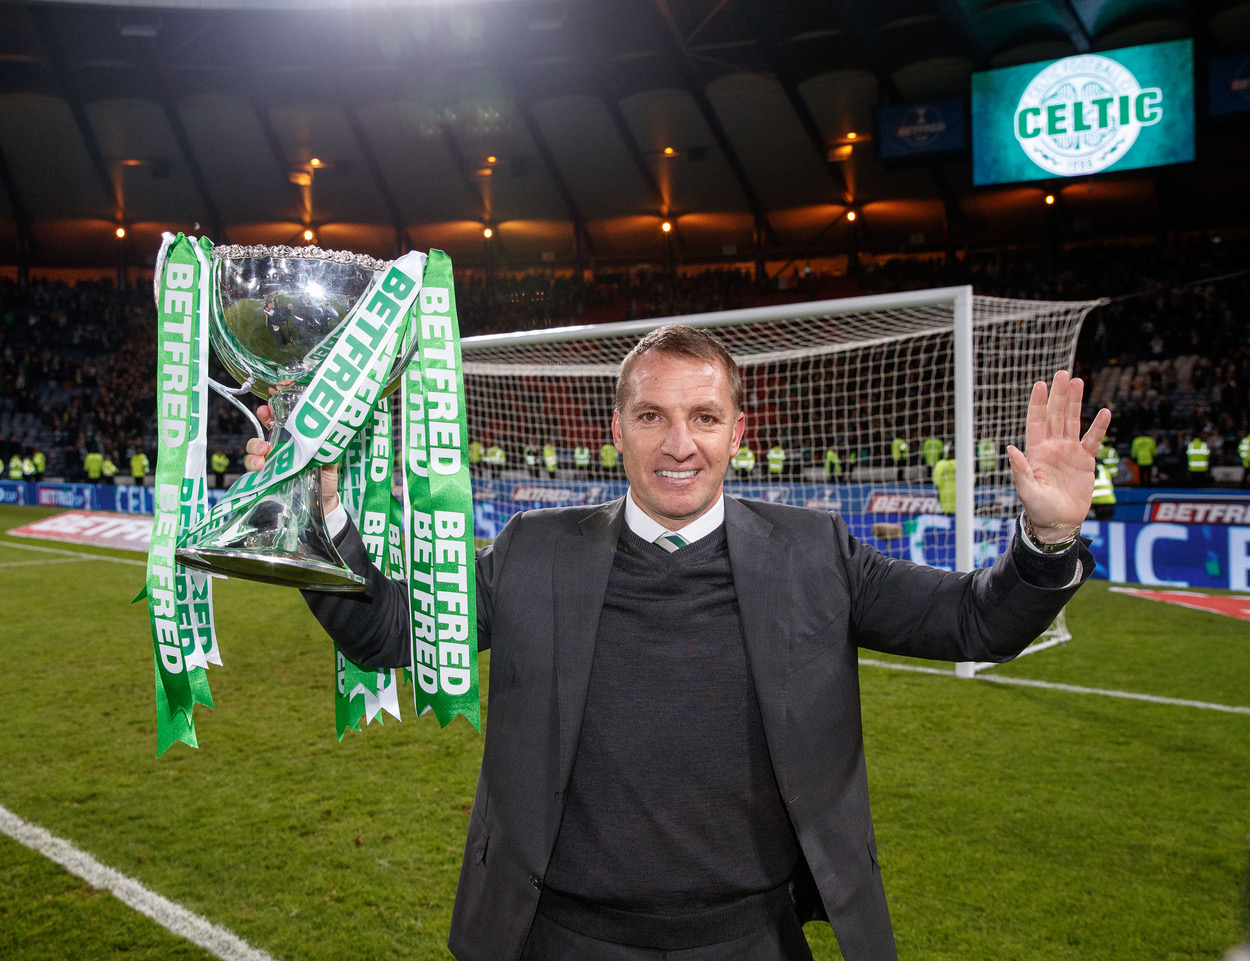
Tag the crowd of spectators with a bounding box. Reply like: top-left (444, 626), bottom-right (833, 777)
top-left (859, 236), bottom-right (1250, 479)
top-left (1, 233), bottom-right (1247, 486)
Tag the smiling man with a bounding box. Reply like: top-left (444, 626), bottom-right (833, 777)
top-left (612, 330), bottom-right (745, 531)
top-left (281, 323), bottom-right (1110, 961)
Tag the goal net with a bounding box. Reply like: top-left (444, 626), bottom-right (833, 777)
top-left (458, 285), bottom-right (1104, 674)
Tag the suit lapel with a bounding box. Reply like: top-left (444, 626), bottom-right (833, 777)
top-left (554, 497), bottom-right (624, 789)
top-left (725, 497), bottom-right (792, 781)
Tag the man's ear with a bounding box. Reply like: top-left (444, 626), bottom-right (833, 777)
top-left (732, 410), bottom-right (746, 449)
top-left (611, 410), bottom-right (623, 452)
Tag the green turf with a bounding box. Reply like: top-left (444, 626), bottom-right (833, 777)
top-left (1, 504), bottom-right (1247, 960)
top-left (0, 834), bottom-right (215, 961)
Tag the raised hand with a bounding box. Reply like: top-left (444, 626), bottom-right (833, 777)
top-left (1006, 371), bottom-right (1112, 544)
top-left (243, 403), bottom-right (341, 513)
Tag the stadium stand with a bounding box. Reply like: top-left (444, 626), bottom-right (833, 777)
top-left (3, 237), bottom-right (1247, 485)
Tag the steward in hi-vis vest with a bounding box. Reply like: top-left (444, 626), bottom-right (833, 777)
top-left (1131, 432), bottom-right (1157, 486)
top-left (599, 443), bottom-right (618, 478)
top-left (483, 443), bottom-right (506, 477)
top-left (211, 450), bottom-right (230, 489)
top-left (1186, 435), bottom-right (1210, 487)
top-left (824, 448), bottom-right (842, 482)
top-left (1091, 462), bottom-right (1116, 520)
top-left (766, 444), bottom-right (785, 481)
top-left (921, 436), bottom-right (944, 469)
top-left (730, 443), bottom-right (755, 479)
top-left (933, 452), bottom-right (956, 514)
top-left (977, 438), bottom-right (998, 473)
top-left (1098, 440), bottom-right (1119, 481)
top-left (890, 436), bottom-right (909, 480)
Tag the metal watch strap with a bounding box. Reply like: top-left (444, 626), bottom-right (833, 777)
top-left (1021, 512), bottom-right (1080, 554)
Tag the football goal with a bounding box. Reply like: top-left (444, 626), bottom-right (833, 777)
top-left (459, 285), bottom-right (1104, 675)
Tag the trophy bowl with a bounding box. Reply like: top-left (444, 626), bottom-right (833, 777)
top-left (175, 244), bottom-right (415, 592)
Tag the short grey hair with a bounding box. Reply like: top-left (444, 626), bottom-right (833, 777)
top-left (615, 325), bottom-right (743, 413)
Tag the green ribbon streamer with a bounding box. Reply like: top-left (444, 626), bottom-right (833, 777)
top-left (149, 233), bottom-right (214, 755)
top-left (334, 397), bottom-right (401, 739)
top-left (403, 250), bottom-right (480, 730)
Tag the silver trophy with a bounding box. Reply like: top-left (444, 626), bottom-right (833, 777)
top-left (176, 244), bottom-right (413, 592)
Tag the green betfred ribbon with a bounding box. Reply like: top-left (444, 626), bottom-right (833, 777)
top-left (334, 397), bottom-right (401, 738)
top-left (402, 251), bottom-right (480, 730)
top-left (148, 233), bottom-right (217, 754)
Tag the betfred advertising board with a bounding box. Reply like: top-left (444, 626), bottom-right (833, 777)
top-left (7, 510), bottom-right (152, 552)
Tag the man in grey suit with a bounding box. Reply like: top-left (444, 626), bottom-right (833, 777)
top-left (248, 324), bottom-right (1109, 961)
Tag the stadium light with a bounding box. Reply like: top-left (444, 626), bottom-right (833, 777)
top-left (487, 155), bottom-right (497, 164)
top-left (484, 227), bottom-right (493, 239)
top-left (303, 228), bottom-right (315, 242)
top-left (661, 221), bottom-right (672, 233)
top-left (663, 146), bottom-right (675, 156)
top-left (115, 226), bottom-right (126, 239)
top-left (846, 131), bottom-right (858, 140)
top-left (1045, 193), bottom-right (1055, 205)
top-left (846, 210), bottom-right (857, 222)
top-left (309, 158), bottom-right (322, 168)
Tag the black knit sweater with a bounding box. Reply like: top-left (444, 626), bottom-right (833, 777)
top-left (539, 524), bottom-right (798, 949)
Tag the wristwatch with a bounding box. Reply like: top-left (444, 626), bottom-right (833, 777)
top-left (1021, 512), bottom-right (1081, 554)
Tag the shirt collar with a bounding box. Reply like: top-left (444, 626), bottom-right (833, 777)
top-left (624, 490), bottom-right (725, 546)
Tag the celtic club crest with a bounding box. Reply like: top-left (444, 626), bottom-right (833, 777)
top-left (1013, 54), bottom-right (1163, 177)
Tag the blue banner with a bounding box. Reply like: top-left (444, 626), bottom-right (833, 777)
top-left (1084, 520), bottom-right (1250, 590)
top-left (468, 480), bottom-right (1250, 590)
top-left (35, 483), bottom-right (97, 510)
top-left (0, 483), bottom-right (231, 517)
top-left (1208, 52), bottom-right (1250, 116)
top-left (878, 97), bottom-right (967, 160)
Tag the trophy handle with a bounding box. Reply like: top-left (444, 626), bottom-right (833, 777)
top-left (208, 376), bottom-right (266, 440)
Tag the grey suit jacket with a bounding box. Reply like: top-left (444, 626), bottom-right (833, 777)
top-left (306, 495), bottom-right (1091, 961)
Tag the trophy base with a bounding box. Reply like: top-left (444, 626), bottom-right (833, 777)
top-left (176, 547), bottom-right (366, 592)
top-left (177, 454), bottom-right (366, 593)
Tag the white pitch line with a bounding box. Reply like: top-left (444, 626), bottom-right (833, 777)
top-left (0, 803), bottom-right (279, 961)
top-left (0, 539), bottom-right (147, 566)
top-left (858, 658), bottom-right (1250, 715)
top-left (0, 557), bottom-right (100, 569)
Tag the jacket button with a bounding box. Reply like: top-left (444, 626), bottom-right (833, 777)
top-left (529, 875), bottom-right (541, 890)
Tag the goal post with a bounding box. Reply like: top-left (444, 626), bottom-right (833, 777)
top-left (458, 285), bottom-right (1104, 673)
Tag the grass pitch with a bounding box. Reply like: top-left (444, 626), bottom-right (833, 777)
top-left (1, 503), bottom-right (1247, 960)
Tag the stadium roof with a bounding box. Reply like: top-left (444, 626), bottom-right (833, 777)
top-left (1, 0), bottom-right (1249, 275)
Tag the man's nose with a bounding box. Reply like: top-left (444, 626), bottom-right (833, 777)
top-left (661, 420), bottom-right (697, 459)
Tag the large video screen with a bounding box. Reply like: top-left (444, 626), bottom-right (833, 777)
top-left (972, 39), bottom-right (1194, 186)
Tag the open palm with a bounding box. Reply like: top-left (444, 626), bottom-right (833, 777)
top-left (1006, 371), bottom-right (1112, 539)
